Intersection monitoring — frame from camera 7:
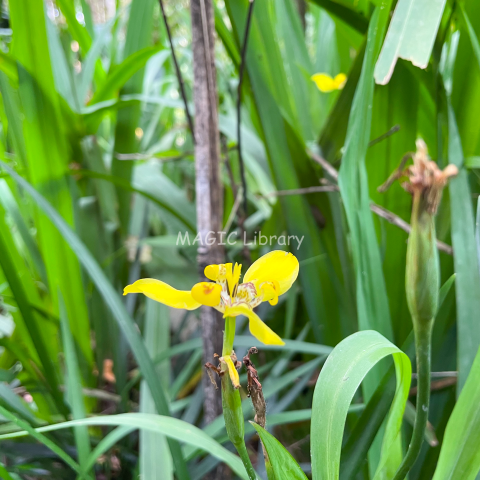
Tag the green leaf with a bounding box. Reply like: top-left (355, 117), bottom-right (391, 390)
top-left (311, 330), bottom-right (412, 480)
top-left (0, 413), bottom-right (252, 480)
top-left (459, 5), bottom-right (480, 73)
top-left (74, 169), bottom-right (196, 232)
top-left (0, 197), bottom-right (68, 417)
top-left (308, 0), bottom-right (369, 34)
top-left (90, 46), bottom-right (163, 105)
top-left (447, 105), bottom-right (480, 391)
top-left (0, 52), bottom-right (19, 85)
top-left (0, 405), bottom-right (81, 475)
top-left (340, 368), bottom-right (396, 479)
top-left (337, 0), bottom-right (394, 401)
top-left (251, 422), bottom-right (308, 480)
top-left (58, 295), bottom-right (92, 474)
top-left (9, 0), bottom-right (94, 385)
top-left (0, 160), bottom-right (190, 479)
top-left (83, 426), bottom-right (135, 473)
top-left (374, 0), bottom-right (447, 84)
top-left (432, 342), bottom-right (480, 480)
top-left (0, 462), bottom-right (18, 480)
top-left (140, 301), bottom-right (173, 480)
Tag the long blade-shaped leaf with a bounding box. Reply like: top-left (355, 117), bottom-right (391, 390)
top-left (59, 295), bottom-right (91, 474)
top-left (337, 0), bottom-right (394, 402)
top-left (374, 0), bottom-right (447, 84)
top-left (0, 413), bottom-right (252, 480)
top-left (0, 160), bottom-right (190, 479)
top-left (9, 0), bottom-right (93, 382)
top-left (447, 105), bottom-right (480, 391)
top-left (311, 330), bottom-right (411, 480)
top-left (252, 423), bottom-right (308, 480)
top-left (432, 344), bottom-right (480, 480)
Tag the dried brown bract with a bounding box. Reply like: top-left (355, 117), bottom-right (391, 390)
top-left (243, 347), bottom-right (266, 428)
top-left (378, 139), bottom-right (458, 215)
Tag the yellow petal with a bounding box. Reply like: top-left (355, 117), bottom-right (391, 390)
top-left (333, 73), bottom-right (347, 89)
top-left (311, 73), bottom-right (346, 92)
top-left (191, 282), bottom-right (222, 307)
top-left (311, 73), bottom-right (336, 92)
top-left (243, 250), bottom-right (299, 297)
top-left (223, 355), bottom-right (240, 388)
top-left (205, 264), bottom-right (220, 281)
top-left (226, 262), bottom-right (242, 296)
top-left (260, 280), bottom-right (280, 306)
top-left (224, 304), bottom-right (284, 346)
top-left (124, 279), bottom-right (200, 310)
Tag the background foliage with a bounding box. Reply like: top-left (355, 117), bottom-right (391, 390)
top-left (0, 0), bottom-right (479, 478)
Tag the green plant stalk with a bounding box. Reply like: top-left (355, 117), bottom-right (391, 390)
top-left (223, 316), bottom-right (236, 356)
top-left (221, 317), bottom-right (256, 480)
top-left (393, 193), bottom-right (438, 480)
top-left (393, 321), bottom-right (432, 480)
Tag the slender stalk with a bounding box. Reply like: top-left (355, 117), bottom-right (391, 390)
top-left (221, 316), bottom-right (256, 479)
top-left (237, 0), bottom-right (255, 218)
top-left (223, 316), bottom-right (236, 356)
top-left (393, 322), bottom-right (432, 480)
top-left (236, 441), bottom-right (258, 480)
top-left (158, 0), bottom-right (196, 143)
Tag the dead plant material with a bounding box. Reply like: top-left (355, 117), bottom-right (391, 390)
top-left (243, 347), bottom-right (266, 429)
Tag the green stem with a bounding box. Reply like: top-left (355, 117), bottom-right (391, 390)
top-left (236, 440), bottom-right (258, 480)
top-left (223, 316), bottom-right (236, 356)
top-left (393, 321), bottom-right (432, 480)
top-left (221, 316), bottom-right (257, 479)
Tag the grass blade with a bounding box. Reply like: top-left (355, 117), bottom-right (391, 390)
top-left (0, 160), bottom-right (190, 479)
top-left (447, 105), bottom-right (480, 391)
top-left (58, 294), bottom-right (91, 474)
top-left (432, 345), bottom-right (480, 480)
top-left (311, 330), bottom-right (411, 480)
top-left (0, 405), bottom-right (81, 475)
top-left (337, 0), bottom-right (394, 409)
top-left (252, 422), bottom-right (308, 480)
top-left (374, 0), bottom-right (447, 84)
top-left (0, 413), bottom-right (252, 480)
top-left (140, 300), bottom-right (173, 480)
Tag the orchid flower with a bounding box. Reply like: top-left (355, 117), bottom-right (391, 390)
top-left (124, 250), bottom-right (299, 347)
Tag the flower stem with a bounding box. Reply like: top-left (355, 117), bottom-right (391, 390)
top-left (236, 440), bottom-right (258, 480)
top-left (221, 316), bottom-right (257, 479)
top-left (223, 316), bottom-right (236, 356)
top-left (393, 321), bottom-right (432, 480)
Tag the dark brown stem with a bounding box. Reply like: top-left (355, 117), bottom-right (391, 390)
top-left (237, 0), bottom-right (255, 218)
top-left (158, 0), bottom-right (196, 143)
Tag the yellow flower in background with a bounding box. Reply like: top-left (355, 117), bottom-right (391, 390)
top-left (124, 250), bottom-right (299, 346)
top-left (311, 72), bottom-right (347, 93)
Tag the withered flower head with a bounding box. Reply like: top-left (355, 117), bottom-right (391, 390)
top-left (379, 139), bottom-right (458, 215)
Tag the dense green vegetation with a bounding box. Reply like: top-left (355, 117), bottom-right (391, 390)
top-left (0, 0), bottom-right (479, 479)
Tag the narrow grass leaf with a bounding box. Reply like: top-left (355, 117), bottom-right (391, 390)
top-left (432, 344), bottom-right (480, 480)
top-left (459, 5), bottom-right (480, 73)
top-left (90, 46), bottom-right (162, 105)
top-left (0, 413), bottom-right (252, 480)
top-left (311, 330), bottom-right (411, 480)
top-left (0, 160), bottom-right (190, 479)
top-left (0, 405), bottom-right (81, 475)
top-left (374, 0), bottom-right (447, 84)
top-left (337, 0), bottom-right (394, 407)
top-left (251, 423), bottom-right (308, 480)
top-left (447, 105), bottom-right (480, 391)
top-left (58, 295), bottom-right (91, 474)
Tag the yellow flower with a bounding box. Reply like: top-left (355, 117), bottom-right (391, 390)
top-left (311, 72), bottom-right (347, 93)
top-left (124, 250), bottom-right (299, 346)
